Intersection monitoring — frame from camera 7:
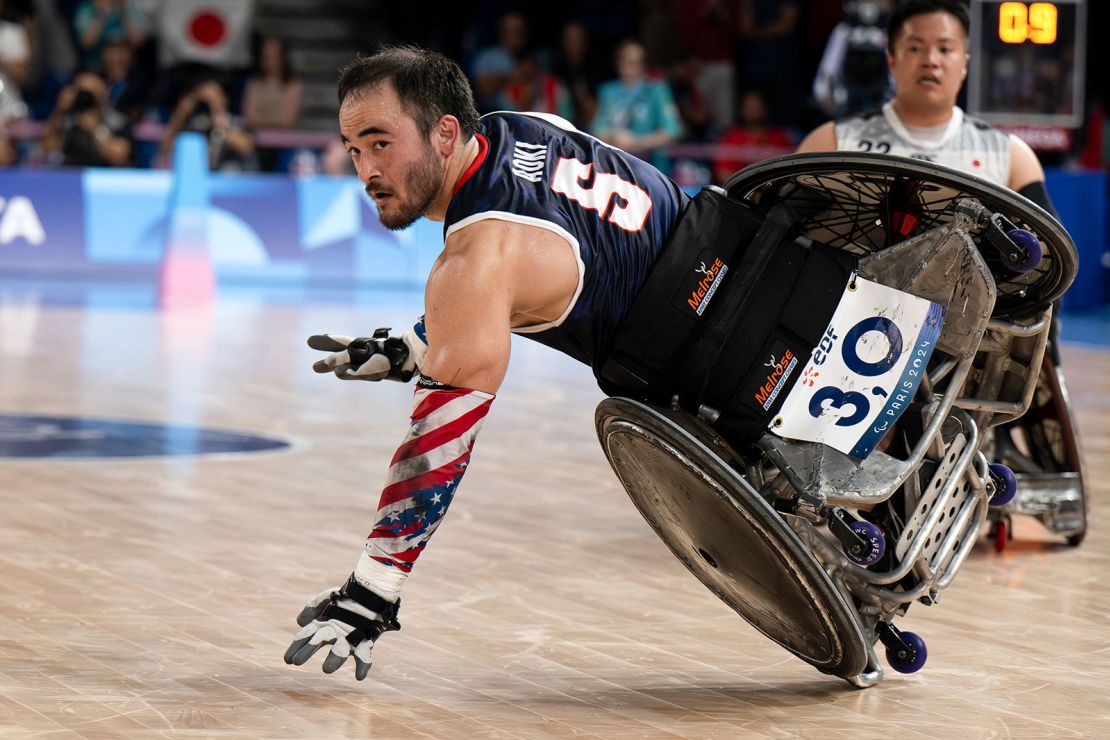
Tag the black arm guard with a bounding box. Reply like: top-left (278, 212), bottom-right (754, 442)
top-left (1018, 181), bottom-right (1060, 221)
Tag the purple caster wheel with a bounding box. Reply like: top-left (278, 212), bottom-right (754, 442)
top-left (843, 520), bottom-right (885, 566)
top-left (886, 630), bottom-right (928, 674)
top-left (1003, 228), bottom-right (1043, 273)
top-left (988, 462), bottom-right (1018, 506)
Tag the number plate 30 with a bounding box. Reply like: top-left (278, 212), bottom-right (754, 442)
top-left (771, 275), bottom-right (945, 459)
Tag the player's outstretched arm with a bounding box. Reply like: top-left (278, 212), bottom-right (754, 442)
top-left (307, 317), bottom-right (429, 382)
top-left (284, 226), bottom-right (517, 680)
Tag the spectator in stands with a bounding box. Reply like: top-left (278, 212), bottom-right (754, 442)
top-left (161, 79), bottom-right (256, 172)
top-left (243, 36), bottom-right (302, 130)
top-left (100, 38), bottom-right (147, 124)
top-left (42, 71), bottom-right (131, 166)
top-left (471, 10), bottom-right (530, 112)
top-left (23, 0), bottom-right (79, 120)
top-left (713, 86), bottom-right (793, 183)
top-left (73, 0), bottom-right (147, 73)
top-left (551, 21), bottom-right (601, 129)
top-left (738, 0), bottom-right (802, 126)
top-left (242, 36), bottom-right (303, 172)
top-left (591, 38), bottom-right (682, 169)
top-left (497, 49), bottom-right (573, 120)
top-left (669, 53), bottom-right (711, 143)
top-left (678, 0), bottom-right (741, 138)
top-left (0, 20), bottom-right (32, 123)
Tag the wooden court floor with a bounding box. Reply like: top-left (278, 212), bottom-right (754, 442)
top-left (1, 288), bottom-right (1108, 738)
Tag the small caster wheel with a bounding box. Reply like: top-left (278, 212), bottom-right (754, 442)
top-left (844, 520), bottom-right (885, 566)
top-left (988, 463), bottom-right (1018, 506)
top-left (886, 631), bottom-right (928, 674)
top-left (993, 516), bottom-right (1009, 553)
top-left (1004, 228), bottom-right (1042, 273)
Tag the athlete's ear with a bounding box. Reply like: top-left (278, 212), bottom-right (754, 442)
top-left (962, 52), bottom-right (969, 82)
top-left (434, 115), bottom-right (461, 156)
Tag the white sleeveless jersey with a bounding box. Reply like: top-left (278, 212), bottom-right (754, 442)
top-left (835, 103), bottom-right (1012, 186)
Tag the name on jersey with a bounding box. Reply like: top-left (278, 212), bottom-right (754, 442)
top-left (511, 142), bottom-right (547, 182)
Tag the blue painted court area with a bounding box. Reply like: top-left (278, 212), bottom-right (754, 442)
top-left (0, 415), bottom-right (290, 459)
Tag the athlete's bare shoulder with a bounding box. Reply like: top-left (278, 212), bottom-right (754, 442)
top-left (796, 121), bottom-right (838, 153)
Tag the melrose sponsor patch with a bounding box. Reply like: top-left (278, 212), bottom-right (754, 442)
top-left (673, 248), bottom-right (729, 317)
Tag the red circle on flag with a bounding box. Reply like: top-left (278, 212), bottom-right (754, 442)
top-left (189, 11), bottom-right (226, 47)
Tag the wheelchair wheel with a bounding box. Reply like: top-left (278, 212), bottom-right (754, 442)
top-left (723, 152), bottom-right (1077, 321)
top-left (595, 397), bottom-right (873, 681)
top-left (998, 354), bottom-right (1087, 545)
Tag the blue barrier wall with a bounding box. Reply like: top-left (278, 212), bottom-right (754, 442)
top-left (0, 146), bottom-right (444, 290)
top-left (1045, 168), bottom-right (1109, 311)
top-left (1, 154), bottom-right (1107, 309)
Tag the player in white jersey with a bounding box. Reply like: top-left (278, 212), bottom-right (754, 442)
top-left (797, 0), bottom-right (1084, 549)
top-left (798, 0), bottom-right (1053, 209)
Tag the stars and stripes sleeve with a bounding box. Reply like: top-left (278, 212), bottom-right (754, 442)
top-left (363, 378), bottom-right (495, 574)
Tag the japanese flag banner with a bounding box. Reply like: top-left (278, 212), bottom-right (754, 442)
top-left (159, 1), bottom-right (256, 67)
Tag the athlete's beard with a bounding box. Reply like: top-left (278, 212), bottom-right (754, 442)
top-left (371, 144), bottom-right (443, 231)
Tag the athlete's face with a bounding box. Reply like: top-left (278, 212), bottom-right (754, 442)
top-left (887, 11), bottom-right (969, 113)
top-left (340, 83), bottom-right (444, 231)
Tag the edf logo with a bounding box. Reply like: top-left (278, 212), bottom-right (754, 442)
top-left (0, 196), bottom-right (46, 246)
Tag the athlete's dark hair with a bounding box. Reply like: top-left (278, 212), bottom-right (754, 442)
top-left (887, 0), bottom-right (971, 52)
top-left (337, 45), bottom-right (480, 140)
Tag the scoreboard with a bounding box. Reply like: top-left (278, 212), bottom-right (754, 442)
top-left (967, 0), bottom-right (1086, 129)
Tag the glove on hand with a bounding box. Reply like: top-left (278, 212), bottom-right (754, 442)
top-left (283, 575), bottom-right (401, 680)
top-left (308, 319), bottom-right (428, 382)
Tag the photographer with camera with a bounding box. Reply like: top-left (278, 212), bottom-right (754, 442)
top-left (41, 71), bottom-right (131, 167)
top-left (160, 79), bottom-right (256, 172)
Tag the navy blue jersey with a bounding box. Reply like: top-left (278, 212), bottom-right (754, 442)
top-left (444, 112), bottom-right (689, 371)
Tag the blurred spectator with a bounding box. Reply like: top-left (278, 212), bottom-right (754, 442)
top-left (669, 54), bottom-right (711, 142)
top-left (22, 0), bottom-right (78, 119)
top-left (498, 50), bottom-right (573, 119)
top-left (739, 0), bottom-right (802, 125)
top-left (0, 19), bottom-right (31, 123)
top-left (100, 38), bottom-right (148, 124)
top-left (471, 10), bottom-right (530, 111)
top-left (812, 0), bottom-right (892, 119)
top-left (591, 38), bottom-right (682, 168)
top-left (713, 86), bottom-right (793, 183)
top-left (678, 0), bottom-right (741, 137)
top-left (73, 0), bottom-right (148, 73)
top-left (551, 21), bottom-right (603, 129)
top-left (242, 35), bottom-right (302, 171)
top-left (242, 36), bottom-right (302, 129)
top-left (42, 71), bottom-right (131, 166)
top-left (161, 79), bottom-right (255, 171)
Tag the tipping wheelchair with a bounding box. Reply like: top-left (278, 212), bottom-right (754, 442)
top-left (595, 153), bottom-right (1081, 687)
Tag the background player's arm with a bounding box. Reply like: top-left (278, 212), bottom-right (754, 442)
top-left (1007, 134), bottom-right (1059, 218)
top-left (1008, 133), bottom-right (1047, 192)
top-left (796, 121), bottom-right (837, 153)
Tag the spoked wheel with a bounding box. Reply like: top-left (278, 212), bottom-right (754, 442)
top-left (997, 354), bottom-right (1087, 545)
top-left (724, 153), bottom-right (1077, 320)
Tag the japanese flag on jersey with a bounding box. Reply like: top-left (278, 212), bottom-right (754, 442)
top-left (159, 0), bottom-right (255, 67)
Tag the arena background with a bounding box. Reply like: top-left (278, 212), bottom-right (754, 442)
top-left (1, 1), bottom-right (1109, 737)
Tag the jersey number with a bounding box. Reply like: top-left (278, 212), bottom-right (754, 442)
top-left (551, 157), bottom-right (653, 232)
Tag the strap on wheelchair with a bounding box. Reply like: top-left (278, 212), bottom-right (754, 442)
top-left (599, 186), bottom-right (764, 395)
top-left (600, 186), bottom-right (855, 448)
top-left (677, 203), bottom-right (797, 414)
